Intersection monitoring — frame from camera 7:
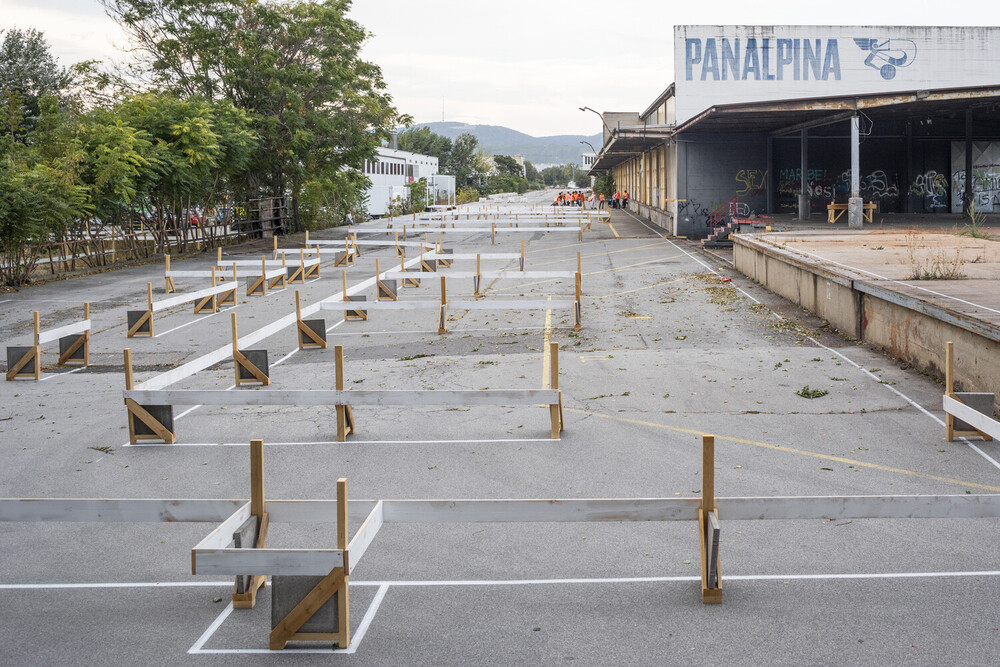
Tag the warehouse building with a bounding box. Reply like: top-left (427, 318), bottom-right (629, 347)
top-left (587, 26), bottom-right (1000, 237)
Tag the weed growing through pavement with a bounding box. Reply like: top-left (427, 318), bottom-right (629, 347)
top-left (905, 233), bottom-right (967, 280)
top-left (795, 385), bottom-right (829, 399)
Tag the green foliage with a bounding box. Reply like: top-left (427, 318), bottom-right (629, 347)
top-left (594, 173), bottom-right (615, 198)
top-left (102, 0), bottom-right (408, 226)
top-left (398, 127), bottom-right (451, 169)
top-left (450, 132), bottom-right (479, 186)
top-left (540, 163), bottom-right (580, 188)
top-left (456, 186), bottom-right (480, 204)
top-left (960, 198), bottom-right (991, 239)
top-left (0, 28), bottom-right (72, 120)
top-left (0, 96), bottom-right (88, 285)
top-left (795, 385), bottom-right (828, 399)
top-left (492, 155), bottom-right (523, 177)
top-left (407, 178), bottom-right (428, 214)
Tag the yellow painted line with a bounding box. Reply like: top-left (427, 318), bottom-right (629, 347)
top-left (491, 254), bottom-right (685, 294)
top-left (541, 296), bottom-right (553, 389)
top-left (608, 223), bottom-right (620, 238)
top-left (531, 240), bottom-right (668, 268)
top-left (564, 407), bottom-right (1000, 493)
top-left (595, 276), bottom-right (687, 299)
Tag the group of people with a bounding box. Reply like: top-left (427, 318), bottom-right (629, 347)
top-left (594, 190), bottom-right (629, 210)
top-left (551, 189), bottom-right (631, 211)
top-left (554, 191), bottom-right (588, 207)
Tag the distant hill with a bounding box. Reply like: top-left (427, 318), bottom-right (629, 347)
top-left (405, 121), bottom-right (602, 165)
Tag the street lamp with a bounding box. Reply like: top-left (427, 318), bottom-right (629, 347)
top-left (579, 106), bottom-right (614, 137)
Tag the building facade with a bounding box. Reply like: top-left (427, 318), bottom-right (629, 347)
top-left (363, 147), bottom-right (455, 216)
top-left (589, 26), bottom-right (1000, 237)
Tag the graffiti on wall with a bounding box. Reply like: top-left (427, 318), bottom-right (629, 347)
top-left (909, 170), bottom-right (949, 210)
top-left (951, 142), bottom-right (1000, 213)
top-left (776, 167), bottom-right (900, 210)
top-left (735, 169), bottom-right (767, 195)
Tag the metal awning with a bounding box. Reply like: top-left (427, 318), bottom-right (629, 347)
top-left (588, 125), bottom-right (674, 172)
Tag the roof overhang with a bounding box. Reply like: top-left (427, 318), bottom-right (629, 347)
top-left (673, 84), bottom-right (1000, 135)
top-left (588, 125), bottom-right (674, 173)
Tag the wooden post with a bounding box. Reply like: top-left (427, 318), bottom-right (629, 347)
top-left (342, 269), bottom-right (347, 301)
top-left (491, 222), bottom-right (496, 245)
top-left (124, 347), bottom-right (134, 391)
top-left (700, 434), bottom-right (722, 603)
top-left (251, 439), bottom-right (265, 518)
top-left (475, 254), bottom-right (482, 296)
top-left (305, 230), bottom-right (310, 245)
top-left (165, 254), bottom-right (174, 293)
top-left (231, 312), bottom-right (240, 386)
top-left (273, 235), bottom-right (278, 257)
top-left (83, 302), bottom-right (90, 366)
top-left (33, 311), bottom-right (40, 348)
top-left (260, 256), bottom-right (267, 295)
top-left (337, 477), bottom-right (350, 649)
top-left (217, 246), bottom-right (222, 264)
top-left (520, 240), bottom-right (525, 271)
top-left (438, 275), bottom-right (447, 335)
top-left (946, 341), bottom-right (955, 441)
top-left (577, 251), bottom-right (582, 276)
top-left (548, 342), bottom-right (563, 438)
top-left (335, 345), bottom-right (348, 441)
top-left (574, 272), bottom-right (582, 331)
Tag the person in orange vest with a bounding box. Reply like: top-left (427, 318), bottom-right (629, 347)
top-left (599, 193), bottom-right (606, 210)
top-left (613, 191), bottom-right (621, 209)
top-left (622, 190), bottom-right (629, 210)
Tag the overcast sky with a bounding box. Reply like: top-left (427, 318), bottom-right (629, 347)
top-left (2, 0), bottom-right (998, 136)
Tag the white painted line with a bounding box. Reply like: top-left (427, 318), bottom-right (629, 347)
top-left (633, 206), bottom-right (1000, 473)
top-left (187, 602), bottom-right (234, 654)
top-left (38, 367), bottom-right (85, 382)
top-left (0, 581), bottom-right (233, 590)
top-left (10, 570), bottom-right (1000, 593)
top-left (153, 306), bottom-right (238, 338)
top-left (187, 582), bottom-right (389, 655)
top-left (808, 336), bottom-right (1000, 472)
top-left (774, 243), bottom-right (1000, 316)
top-left (121, 437), bottom-right (561, 448)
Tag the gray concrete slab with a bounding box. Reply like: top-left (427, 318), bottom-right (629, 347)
top-left (2, 190), bottom-right (1000, 664)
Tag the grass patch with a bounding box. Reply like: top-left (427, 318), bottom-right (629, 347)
top-left (399, 353), bottom-right (434, 361)
top-left (795, 385), bottom-right (829, 399)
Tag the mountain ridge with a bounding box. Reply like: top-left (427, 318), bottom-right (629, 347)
top-left (404, 121), bottom-right (602, 165)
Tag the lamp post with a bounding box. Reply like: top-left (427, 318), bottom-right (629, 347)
top-left (579, 106), bottom-right (614, 137)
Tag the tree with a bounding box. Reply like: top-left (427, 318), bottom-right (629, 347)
top-left (594, 173), bottom-right (615, 199)
top-left (101, 0), bottom-right (408, 227)
top-left (398, 126), bottom-right (451, 170)
top-left (0, 94), bottom-right (88, 285)
top-left (449, 132), bottom-right (479, 186)
top-left (0, 28), bottom-right (71, 120)
top-left (492, 155), bottom-right (523, 177)
top-left (524, 160), bottom-right (540, 182)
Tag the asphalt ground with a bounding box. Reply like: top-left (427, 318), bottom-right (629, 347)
top-left (3, 190), bottom-right (1000, 665)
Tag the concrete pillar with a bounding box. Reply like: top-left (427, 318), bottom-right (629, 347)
top-left (848, 115), bottom-right (863, 229)
top-left (905, 120), bottom-right (914, 214)
top-left (964, 109), bottom-right (974, 217)
top-left (798, 129), bottom-right (810, 220)
top-left (765, 136), bottom-right (774, 215)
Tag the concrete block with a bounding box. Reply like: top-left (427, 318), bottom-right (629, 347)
top-left (271, 576), bottom-right (339, 633)
top-left (955, 392), bottom-right (996, 432)
top-left (133, 404), bottom-right (174, 436)
top-left (230, 515), bottom-right (260, 594)
top-left (126, 310), bottom-right (151, 334)
top-left (7, 346), bottom-right (35, 375)
top-left (298, 320), bottom-right (327, 346)
top-left (59, 335), bottom-right (85, 363)
top-left (237, 349), bottom-right (269, 380)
